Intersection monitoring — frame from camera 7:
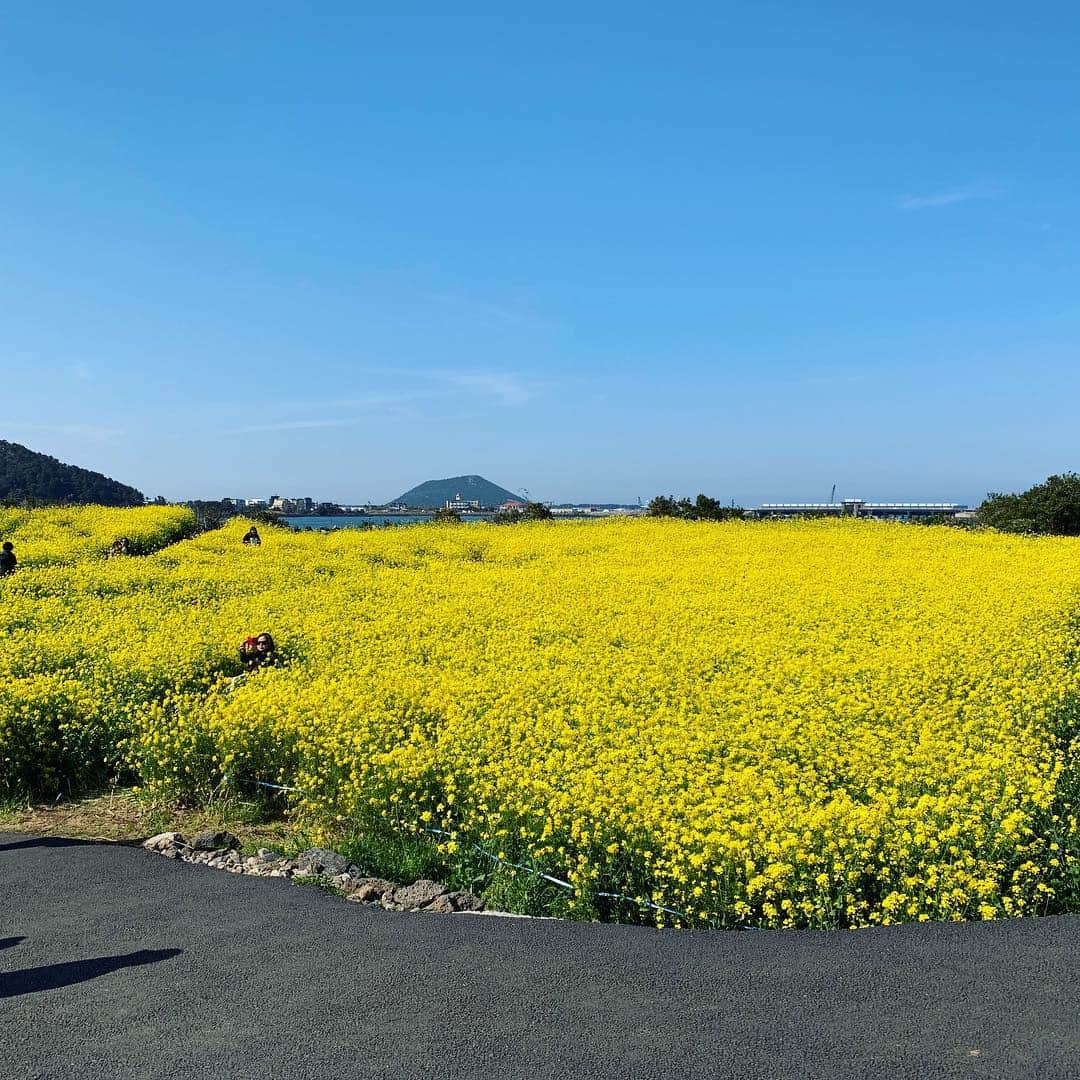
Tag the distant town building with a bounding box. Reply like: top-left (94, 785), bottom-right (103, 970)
top-left (445, 493), bottom-right (482, 511)
top-left (751, 499), bottom-right (968, 521)
top-left (498, 500), bottom-right (526, 512)
top-left (550, 505), bottom-right (645, 517)
top-left (268, 495), bottom-right (314, 514)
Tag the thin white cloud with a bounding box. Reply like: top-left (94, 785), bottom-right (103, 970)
top-left (441, 371), bottom-right (534, 405)
top-left (897, 183), bottom-right (1002, 211)
top-left (363, 367), bottom-right (539, 406)
top-left (307, 391), bottom-right (427, 410)
top-left (233, 418), bottom-right (360, 434)
top-left (3, 422), bottom-right (125, 441)
top-left (227, 369), bottom-right (541, 434)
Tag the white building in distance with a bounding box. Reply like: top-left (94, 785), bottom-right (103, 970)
top-left (752, 499), bottom-right (968, 521)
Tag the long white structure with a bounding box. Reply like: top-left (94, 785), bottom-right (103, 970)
top-left (752, 499), bottom-right (967, 520)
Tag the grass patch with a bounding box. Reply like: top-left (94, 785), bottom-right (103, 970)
top-left (478, 865), bottom-right (577, 919)
top-left (327, 820), bottom-right (594, 917)
top-left (290, 874), bottom-right (349, 898)
top-left (336, 824), bottom-right (448, 884)
top-left (0, 785), bottom-right (296, 853)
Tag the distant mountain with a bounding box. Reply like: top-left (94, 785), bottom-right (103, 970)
top-left (0, 440), bottom-right (145, 506)
top-left (392, 474), bottom-right (525, 509)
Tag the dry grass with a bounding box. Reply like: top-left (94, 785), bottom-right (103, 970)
top-left (0, 787), bottom-right (300, 852)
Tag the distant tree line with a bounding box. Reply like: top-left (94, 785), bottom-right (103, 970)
top-left (433, 502), bottom-right (554, 524)
top-left (183, 500), bottom-right (290, 533)
top-left (492, 502), bottom-right (553, 524)
top-left (977, 473), bottom-right (1080, 536)
top-left (431, 506), bottom-right (464, 523)
top-left (277, 503), bottom-right (349, 516)
top-left (646, 494), bottom-right (745, 521)
top-left (182, 500), bottom-right (239, 531)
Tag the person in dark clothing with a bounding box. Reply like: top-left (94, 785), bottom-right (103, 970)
top-left (242, 526), bottom-right (261, 546)
top-left (0, 542), bottom-right (15, 577)
top-left (239, 632), bottom-right (277, 670)
top-left (109, 536), bottom-right (132, 557)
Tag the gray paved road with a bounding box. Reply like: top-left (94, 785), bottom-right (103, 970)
top-left (2, 833), bottom-right (1079, 1080)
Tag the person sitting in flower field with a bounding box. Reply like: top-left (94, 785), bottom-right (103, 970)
top-left (239, 632), bottom-right (277, 670)
top-left (242, 526), bottom-right (261, 546)
top-left (0, 541), bottom-right (15, 577)
top-left (108, 536), bottom-right (132, 557)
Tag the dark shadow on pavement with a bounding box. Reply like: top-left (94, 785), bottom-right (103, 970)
top-left (0, 937), bottom-right (26, 951)
top-left (0, 837), bottom-right (103, 851)
top-left (0, 949), bottom-right (182, 998)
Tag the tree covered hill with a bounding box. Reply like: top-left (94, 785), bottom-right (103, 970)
top-left (0, 440), bottom-right (145, 506)
top-left (392, 474), bottom-right (524, 508)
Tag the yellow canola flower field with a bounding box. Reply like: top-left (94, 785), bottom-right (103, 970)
top-left (0, 503), bottom-right (195, 566)
top-left (3, 509), bottom-right (1080, 928)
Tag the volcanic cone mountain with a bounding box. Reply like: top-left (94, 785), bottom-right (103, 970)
top-left (391, 475), bottom-right (524, 509)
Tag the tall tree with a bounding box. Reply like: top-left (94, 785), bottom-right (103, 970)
top-left (978, 473), bottom-right (1080, 535)
top-left (648, 494), bottom-right (745, 520)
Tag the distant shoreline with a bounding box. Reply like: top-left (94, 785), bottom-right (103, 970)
top-left (283, 514), bottom-right (491, 530)
top-left (281, 511), bottom-right (646, 530)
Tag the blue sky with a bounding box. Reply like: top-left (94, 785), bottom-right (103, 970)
top-left (2, 3), bottom-right (1077, 505)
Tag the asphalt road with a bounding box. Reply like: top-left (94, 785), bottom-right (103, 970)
top-left (3, 833), bottom-right (1079, 1080)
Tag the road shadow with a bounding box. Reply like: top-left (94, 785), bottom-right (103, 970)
top-left (0, 949), bottom-right (182, 998)
top-left (0, 837), bottom-right (102, 852)
top-left (0, 937), bottom-right (26, 951)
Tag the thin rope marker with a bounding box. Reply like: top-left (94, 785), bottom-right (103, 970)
top-left (226, 773), bottom-right (697, 921)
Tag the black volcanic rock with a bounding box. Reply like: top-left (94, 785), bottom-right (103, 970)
top-left (0, 440), bottom-right (145, 506)
top-left (392, 475), bottom-right (525, 509)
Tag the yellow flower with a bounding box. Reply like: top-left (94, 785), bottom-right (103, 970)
top-left (4, 512), bottom-right (1079, 929)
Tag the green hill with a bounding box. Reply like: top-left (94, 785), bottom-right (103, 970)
top-left (392, 474), bottom-right (525, 509)
top-left (0, 440), bottom-right (145, 506)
